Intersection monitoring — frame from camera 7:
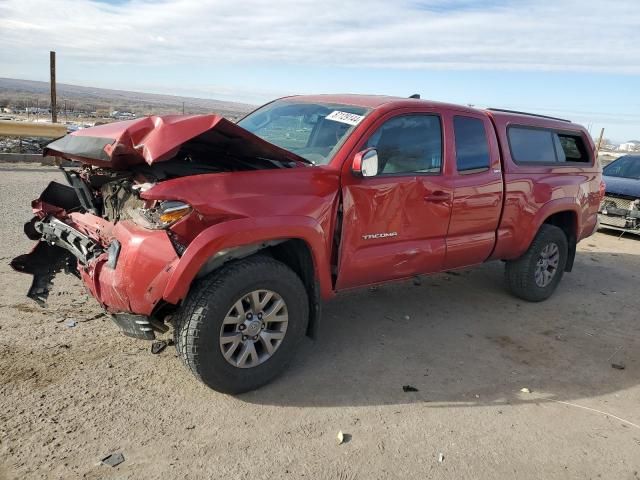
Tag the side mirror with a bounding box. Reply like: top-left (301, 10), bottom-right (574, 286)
top-left (352, 148), bottom-right (379, 177)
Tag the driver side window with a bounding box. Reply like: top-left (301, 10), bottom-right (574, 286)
top-left (365, 114), bottom-right (442, 175)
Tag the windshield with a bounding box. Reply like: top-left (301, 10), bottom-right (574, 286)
top-left (237, 100), bottom-right (369, 165)
top-left (603, 155), bottom-right (640, 180)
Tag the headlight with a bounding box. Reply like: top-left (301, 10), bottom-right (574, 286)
top-left (129, 200), bottom-right (192, 230)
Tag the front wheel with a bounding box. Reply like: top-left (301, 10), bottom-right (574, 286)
top-left (173, 256), bottom-right (309, 394)
top-left (505, 224), bottom-right (568, 302)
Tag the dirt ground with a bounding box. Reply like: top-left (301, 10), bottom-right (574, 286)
top-left (0, 163), bottom-right (639, 480)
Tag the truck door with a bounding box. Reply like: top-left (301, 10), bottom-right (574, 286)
top-left (443, 114), bottom-right (503, 269)
top-left (336, 112), bottom-right (453, 290)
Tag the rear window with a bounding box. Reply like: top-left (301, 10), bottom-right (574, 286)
top-left (508, 126), bottom-right (591, 164)
top-left (453, 116), bottom-right (490, 172)
top-left (556, 134), bottom-right (590, 163)
top-left (508, 127), bottom-right (556, 163)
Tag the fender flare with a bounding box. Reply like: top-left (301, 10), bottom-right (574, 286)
top-left (162, 216), bottom-right (333, 304)
top-left (510, 199), bottom-right (581, 259)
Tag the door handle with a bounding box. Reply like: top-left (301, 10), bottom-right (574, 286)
top-left (424, 191), bottom-right (450, 203)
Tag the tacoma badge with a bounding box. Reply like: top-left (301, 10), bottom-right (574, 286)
top-left (362, 232), bottom-right (398, 240)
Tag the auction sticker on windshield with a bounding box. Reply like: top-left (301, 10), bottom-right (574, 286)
top-left (325, 110), bottom-right (364, 126)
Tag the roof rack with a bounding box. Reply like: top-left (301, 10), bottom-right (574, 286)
top-left (487, 108), bottom-right (571, 123)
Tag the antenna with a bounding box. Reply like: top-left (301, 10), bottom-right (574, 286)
top-left (409, 94), bottom-right (420, 99)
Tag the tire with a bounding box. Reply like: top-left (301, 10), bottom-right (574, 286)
top-left (173, 255), bottom-right (309, 394)
top-left (505, 224), bottom-right (568, 302)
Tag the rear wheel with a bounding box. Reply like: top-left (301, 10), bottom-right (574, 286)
top-left (173, 256), bottom-right (308, 394)
top-left (505, 224), bottom-right (568, 302)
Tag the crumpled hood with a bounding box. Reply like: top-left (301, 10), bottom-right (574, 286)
top-left (44, 114), bottom-right (311, 169)
top-left (603, 175), bottom-right (640, 198)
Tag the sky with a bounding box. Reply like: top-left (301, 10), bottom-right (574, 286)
top-left (1, 0), bottom-right (639, 142)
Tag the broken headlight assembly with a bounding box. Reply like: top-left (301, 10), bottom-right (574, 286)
top-left (129, 200), bottom-right (192, 230)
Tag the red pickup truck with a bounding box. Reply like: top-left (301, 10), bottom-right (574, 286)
top-left (11, 94), bottom-right (603, 393)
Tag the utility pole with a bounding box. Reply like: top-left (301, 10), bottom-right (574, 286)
top-left (595, 128), bottom-right (605, 163)
top-left (50, 51), bottom-right (57, 123)
top-left (182, 101), bottom-right (185, 115)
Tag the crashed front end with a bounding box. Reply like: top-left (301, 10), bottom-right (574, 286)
top-left (11, 167), bottom-right (189, 340)
top-left (10, 114), bottom-right (309, 340)
top-left (12, 182), bottom-right (181, 339)
top-left (598, 194), bottom-right (640, 234)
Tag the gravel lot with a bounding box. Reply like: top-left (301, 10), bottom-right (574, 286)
top-left (0, 163), bottom-right (639, 480)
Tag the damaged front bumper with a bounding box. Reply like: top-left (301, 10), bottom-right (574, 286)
top-left (598, 195), bottom-right (640, 234)
top-left (37, 216), bottom-right (103, 264)
top-left (111, 313), bottom-right (166, 341)
top-left (11, 183), bottom-right (180, 340)
top-left (11, 242), bottom-right (79, 307)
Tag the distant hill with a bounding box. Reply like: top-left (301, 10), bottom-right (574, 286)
top-left (0, 77), bottom-right (254, 119)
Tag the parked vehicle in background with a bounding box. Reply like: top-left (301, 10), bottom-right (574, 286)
top-left (11, 94), bottom-right (603, 393)
top-left (598, 154), bottom-right (640, 234)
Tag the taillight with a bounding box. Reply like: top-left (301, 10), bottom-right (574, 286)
top-left (599, 180), bottom-right (606, 201)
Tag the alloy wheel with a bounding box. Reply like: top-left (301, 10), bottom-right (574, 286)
top-left (534, 242), bottom-right (560, 287)
top-left (219, 289), bottom-right (289, 368)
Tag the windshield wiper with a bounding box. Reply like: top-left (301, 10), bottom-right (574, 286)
top-left (255, 157), bottom-right (307, 168)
